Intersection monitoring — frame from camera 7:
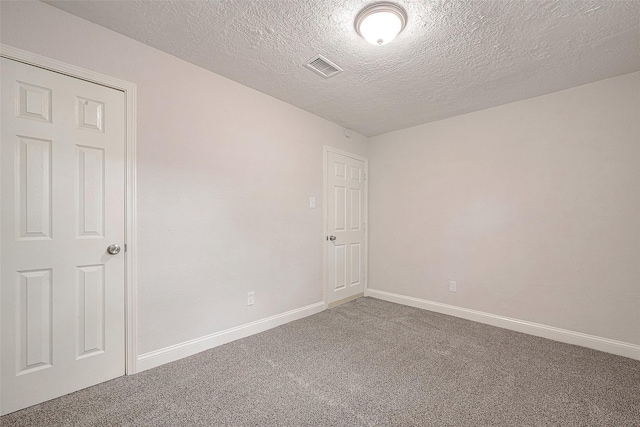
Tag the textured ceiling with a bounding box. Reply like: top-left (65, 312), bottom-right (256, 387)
top-left (45, 0), bottom-right (640, 136)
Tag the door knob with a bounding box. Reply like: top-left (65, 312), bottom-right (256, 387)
top-left (328, 235), bottom-right (336, 242)
top-left (107, 244), bottom-right (121, 255)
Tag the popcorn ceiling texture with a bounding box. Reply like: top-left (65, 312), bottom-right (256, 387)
top-left (46, 0), bottom-right (640, 136)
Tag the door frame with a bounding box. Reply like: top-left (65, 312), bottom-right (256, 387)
top-left (322, 146), bottom-right (369, 309)
top-left (0, 44), bottom-right (138, 413)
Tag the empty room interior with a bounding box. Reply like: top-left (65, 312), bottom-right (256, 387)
top-left (1, 0), bottom-right (639, 425)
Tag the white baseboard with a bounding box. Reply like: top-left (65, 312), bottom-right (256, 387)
top-left (137, 302), bottom-right (325, 372)
top-left (365, 289), bottom-right (640, 361)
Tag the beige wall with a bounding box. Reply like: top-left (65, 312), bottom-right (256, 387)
top-left (0, 1), bottom-right (367, 355)
top-left (368, 72), bottom-right (640, 345)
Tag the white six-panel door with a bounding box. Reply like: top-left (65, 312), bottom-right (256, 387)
top-left (326, 151), bottom-right (366, 305)
top-left (0, 58), bottom-right (126, 415)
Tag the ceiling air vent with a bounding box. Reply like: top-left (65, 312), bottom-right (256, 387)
top-left (304, 54), bottom-right (343, 79)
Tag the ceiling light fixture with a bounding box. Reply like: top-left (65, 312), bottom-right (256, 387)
top-left (355, 2), bottom-right (407, 46)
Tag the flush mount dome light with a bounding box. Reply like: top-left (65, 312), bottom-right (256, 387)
top-left (355, 2), bottom-right (407, 46)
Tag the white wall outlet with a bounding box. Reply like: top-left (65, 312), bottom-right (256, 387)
top-left (449, 281), bottom-right (457, 292)
top-left (309, 197), bottom-right (316, 208)
top-left (247, 291), bottom-right (255, 306)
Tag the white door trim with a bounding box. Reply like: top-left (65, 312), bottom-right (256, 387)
top-left (322, 146), bottom-right (368, 309)
top-left (0, 44), bottom-right (138, 391)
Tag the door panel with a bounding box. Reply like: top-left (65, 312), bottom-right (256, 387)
top-left (77, 264), bottom-right (106, 358)
top-left (327, 151), bottom-right (366, 304)
top-left (1, 58), bottom-right (126, 415)
top-left (18, 268), bottom-right (53, 373)
top-left (17, 136), bottom-right (53, 240)
top-left (77, 145), bottom-right (106, 237)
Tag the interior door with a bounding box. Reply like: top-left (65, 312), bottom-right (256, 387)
top-left (326, 151), bottom-right (366, 305)
top-left (1, 57), bottom-right (126, 415)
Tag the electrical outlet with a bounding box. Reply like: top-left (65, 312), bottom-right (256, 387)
top-left (247, 292), bottom-right (255, 306)
top-left (449, 281), bottom-right (457, 292)
top-left (309, 197), bottom-right (316, 208)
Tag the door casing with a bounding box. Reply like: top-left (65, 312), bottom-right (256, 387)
top-left (322, 146), bottom-right (369, 308)
top-left (0, 44), bottom-right (138, 413)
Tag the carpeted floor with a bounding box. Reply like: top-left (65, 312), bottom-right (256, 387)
top-left (2, 297), bottom-right (639, 426)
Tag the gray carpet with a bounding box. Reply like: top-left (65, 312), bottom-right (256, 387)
top-left (2, 297), bottom-right (639, 426)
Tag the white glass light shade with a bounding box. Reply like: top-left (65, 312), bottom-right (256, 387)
top-left (355, 3), bottom-right (407, 46)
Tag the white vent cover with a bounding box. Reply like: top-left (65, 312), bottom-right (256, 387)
top-left (304, 54), bottom-right (343, 78)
